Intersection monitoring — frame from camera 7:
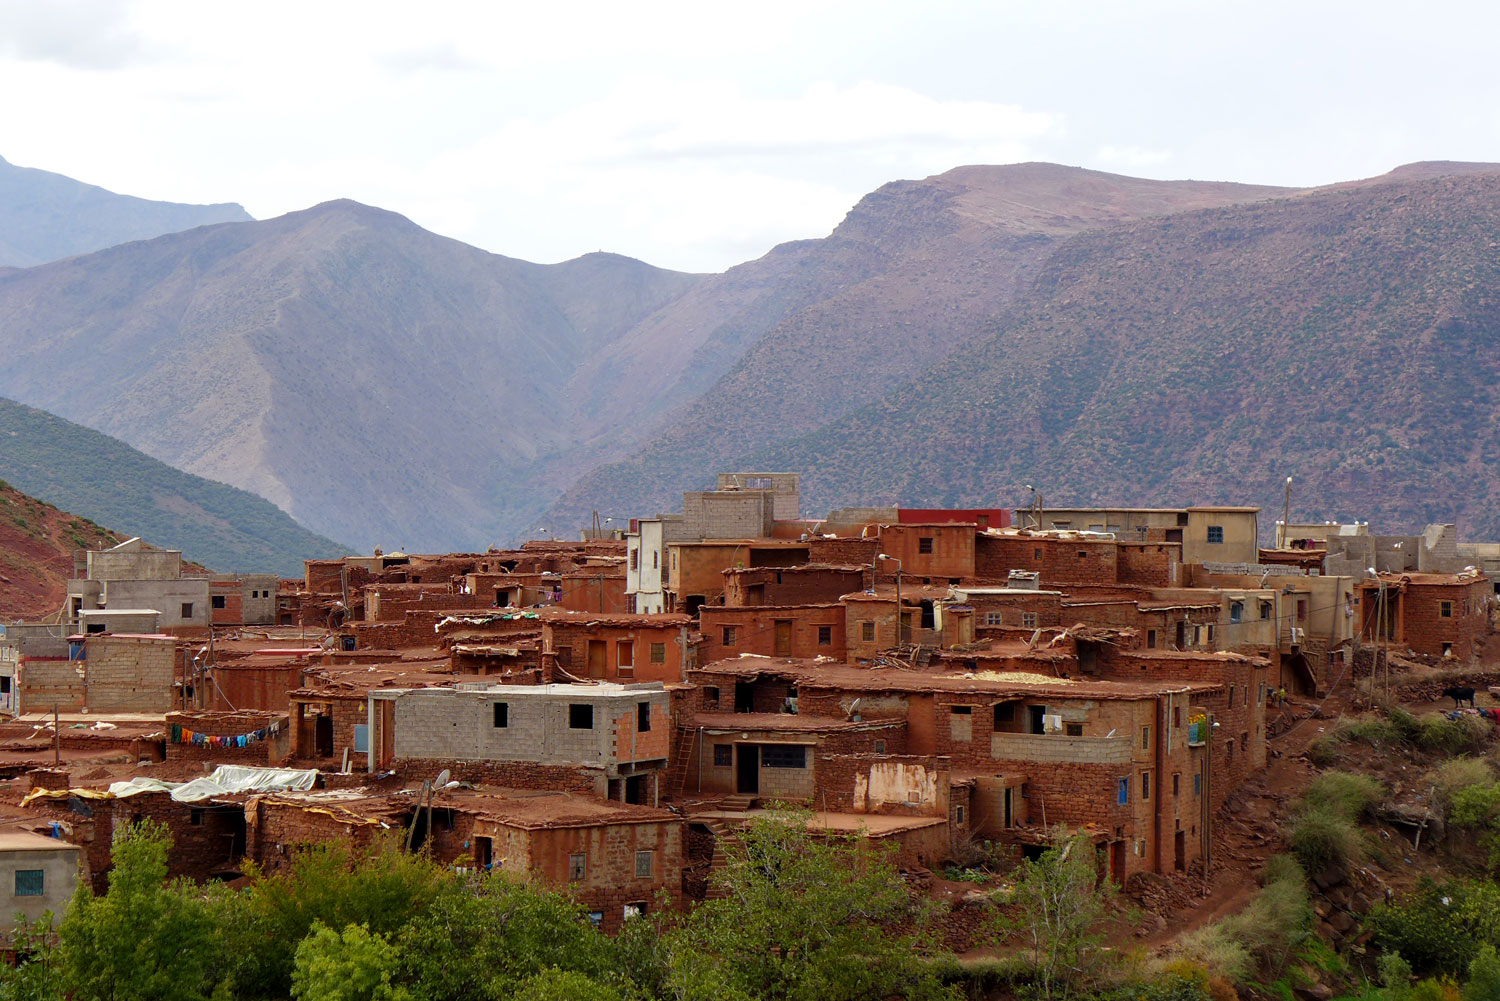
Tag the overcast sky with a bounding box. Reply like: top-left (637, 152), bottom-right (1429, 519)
top-left (3, 0), bottom-right (1498, 273)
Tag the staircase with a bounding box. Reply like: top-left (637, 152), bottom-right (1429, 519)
top-left (715, 794), bottom-right (758, 811)
top-left (663, 725), bottom-right (699, 802)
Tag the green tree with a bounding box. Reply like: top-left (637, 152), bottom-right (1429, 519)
top-left (291, 923), bottom-right (406, 1001)
top-left (395, 873), bottom-right (617, 1001)
top-left (661, 807), bottom-right (955, 1001)
top-left (0, 916), bottom-right (64, 1000)
top-left (512, 968), bottom-right (624, 1001)
top-left (55, 820), bottom-right (233, 1001)
top-left (1007, 830), bottom-right (1114, 1001)
top-left (1467, 945), bottom-right (1500, 1001)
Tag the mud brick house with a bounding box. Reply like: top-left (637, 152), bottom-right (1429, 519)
top-left (1013, 506), bottom-right (1260, 568)
top-left (165, 709), bottom-right (290, 766)
top-left (536, 610), bottom-right (692, 683)
top-left (558, 570), bottom-right (629, 614)
top-left (956, 582), bottom-right (1066, 633)
top-left (842, 586), bottom-right (973, 661)
top-left (202, 647), bottom-right (319, 712)
top-left (1358, 570), bottom-right (1493, 661)
top-left (368, 681), bottom-right (673, 804)
top-left (698, 604), bottom-right (845, 662)
top-left (875, 523), bottom-right (978, 581)
top-left (289, 665), bottom-right (456, 767)
top-left (721, 565), bottom-right (868, 607)
top-left (666, 540), bottom-right (811, 615)
top-left (676, 712), bottom-right (907, 801)
top-left (685, 657), bottom-right (1223, 881)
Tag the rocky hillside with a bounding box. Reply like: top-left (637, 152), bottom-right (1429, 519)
top-left (723, 168), bottom-right (1500, 537)
top-left (0, 482), bottom-right (121, 620)
top-left (0, 399), bottom-right (348, 576)
top-left (0, 153), bottom-right (250, 268)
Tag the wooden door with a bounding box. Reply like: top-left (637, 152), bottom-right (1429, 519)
top-left (773, 620), bottom-right (792, 657)
top-left (587, 640), bottom-right (607, 678)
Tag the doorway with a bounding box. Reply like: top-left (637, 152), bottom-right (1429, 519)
top-left (315, 714), bottom-right (334, 757)
top-left (625, 775), bottom-right (645, 805)
top-left (773, 620), bottom-right (792, 657)
top-left (1003, 787), bottom-right (1013, 829)
top-left (475, 836), bottom-right (493, 870)
top-left (587, 641), bottom-right (607, 678)
top-left (1110, 840), bottom-right (1126, 883)
top-left (736, 745), bottom-right (759, 794)
top-left (1174, 831), bottom-right (1186, 872)
top-left (734, 682), bottom-right (755, 714)
top-left (1028, 706), bottom-right (1046, 735)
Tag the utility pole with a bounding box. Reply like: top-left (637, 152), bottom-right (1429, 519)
top-left (1281, 476), bottom-right (1293, 548)
top-left (52, 703), bottom-right (59, 765)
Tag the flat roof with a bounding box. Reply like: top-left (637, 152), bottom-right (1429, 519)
top-left (368, 681), bottom-right (668, 700)
top-left (78, 608), bottom-right (161, 616)
top-left (534, 609), bottom-right (691, 627)
top-left (692, 712), bottom-right (903, 734)
top-left (0, 830), bottom-right (81, 852)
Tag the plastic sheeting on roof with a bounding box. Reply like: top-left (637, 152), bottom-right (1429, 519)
top-left (105, 766), bottom-right (319, 803)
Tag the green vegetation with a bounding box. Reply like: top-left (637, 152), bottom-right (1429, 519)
top-left (1170, 855), bottom-right (1313, 989)
top-left (0, 398), bottom-right (349, 574)
top-left (1288, 771), bottom-right (1385, 873)
top-left (1004, 831), bottom-right (1117, 1000)
top-left (1370, 879), bottom-right (1500, 976)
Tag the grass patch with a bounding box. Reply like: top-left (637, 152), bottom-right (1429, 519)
top-left (1305, 772), bottom-right (1385, 820)
top-left (1169, 856), bottom-right (1311, 986)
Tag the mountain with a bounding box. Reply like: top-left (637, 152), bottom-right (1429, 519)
top-left (723, 167), bottom-right (1500, 538)
top-left (0, 202), bottom-right (705, 551)
top-left (0, 398), bottom-right (348, 575)
top-left (542, 163), bottom-right (1291, 526)
top-left (0, 153), bottom-right (251, 268)
top-left (0, 482), bottom-right (122, 620)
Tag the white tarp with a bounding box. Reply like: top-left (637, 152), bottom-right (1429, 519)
top-left (107, 765), bottom-right (318, 803)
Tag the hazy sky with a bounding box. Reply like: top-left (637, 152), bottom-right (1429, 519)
top-left (3, 0), bottom-right (1498, 273)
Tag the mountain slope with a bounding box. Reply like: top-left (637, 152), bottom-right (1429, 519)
top-left (731, 168), bottom-right (1500, 537)
top-left (0, 398), bottom-right (348, 575)
top-left (0, 202), bottom-right (703, 551)
top-left (0, 482), bottom-right (122, 620)
top-left (543, 164), bottom-right (1291, 526)
top-left (0, 153), bottom-right (251, 268)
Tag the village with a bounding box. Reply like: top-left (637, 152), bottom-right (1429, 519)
top-left (0, 470), bottom-right (1496, 937)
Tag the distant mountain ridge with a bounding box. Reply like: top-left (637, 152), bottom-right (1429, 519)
top-left (0, 398), bottom-right (348, 576)
top-left (0, 153), bottom-right (251, 268)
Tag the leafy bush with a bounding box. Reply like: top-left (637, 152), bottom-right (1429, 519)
top-left (1169, 856), bottom-right (1310, 986)
top-left (1416, 714), bottom-right (1492, 757)
top-left (1340, 717), bottom-right (1402, 747)
top-left (1467, 945), bottom-right (1500, 1001)
top-left (1370, 879), bottom-right (1500, 974)
top-left (1308, 734), bottom-right (1344, 767)
top-left (1170, 925), bottom-right (1250, 985)
top-left (1433, 759), bottom-right (1497, 809)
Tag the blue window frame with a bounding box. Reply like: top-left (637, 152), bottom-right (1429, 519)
top-left (14, 870), bottom-right (43, 896)
top-left (352, 724), bottom-right (369, 754)
top-left (1117, 778), bottom-right (1129, 805)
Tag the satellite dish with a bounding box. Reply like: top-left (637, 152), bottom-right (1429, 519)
top-left (434, 769), bottom-right (451, 787)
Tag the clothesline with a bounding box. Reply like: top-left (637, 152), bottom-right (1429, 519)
top-left (169, 720), bottom-right (282, 748)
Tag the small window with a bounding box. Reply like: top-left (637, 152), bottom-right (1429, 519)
top-left (874, 739), bottom-right (886, 754)
top-left (705, 686), bottom-right (720, 703)
top-left (649, 643), bottom-right (666, 664)
top-left (569, 853), bottom-right (586, 880)
top-left (761, 745), bottom-right (806, 769)
top-left (1260, 601), bottom-right (1272, 620)
top-left (722, 626), bottom-right (737, 646)
top-left (1147, 629), bottom-right (1157, 649)
top-left (1141, 726), bottom-right (1150, 750)
top-left (918, 537), bottom-right (934, 554)
top-left (1064, 723), bottom-right (1083, 736)
top-left (1033, 548), bottom-right (1042, 560)
top-left (1194, 772), bottom-right (1202, 796)
top-left (1207, 526), bottom-right (1224, 544)
top-left (1443, 642), bottom-right (1454, 657)
top-left (180, 602), bottom-right (194, 619)
top-left (984, 611), bottom-right (1004, 626)
top-left (190, 808), bottom-right (204, 826)
top-left (1241, 733), bottom-right (1248, 752)
top-left (1441, 601), bottom-right (1454, 618)
top-left (1229, 687), bottom-right (1235, 708)
top-left (1117, 778), bottom-right (1129, 806)
top-left (1172, 773), bottom-right (1180, 796)
top-left (352, 724), bottom-right (369, 753)
top-left (14, 870), bottom-right (43, 896)
top-left (569, 704), bottom-right (594, 729)
top-left (955, 805), bottom-right (965, 825)
top-left (951, 705), bottom-right (972, 715)
top-left (1021, 612), bottom-right (1038, 628)
top-left (635, 850), bottom-right (654, 878)
top-left (1142, 771), bottom-right (1151, 800)
top-left (638, 702), bottom-right (651, 732)
top-left (817, 625), bottom-right (832, 646)
top-left (713, 744), bottom-right (733, 767)
top-left (624, 902), bottom-right (646, 919)
top-left (995, 702), bottom-right (1016, 724)
top-left (1077, 551), bottom-right (1088, 559)
top-left (588, 911), bottom-right (604, 927)
top-left (630, 550), bottom-right (639, 571)
top-left (1173, 706), bottom-right (1182, 728)
top-left (0, 677), bottom-right (11, 695)
top-left (652, 551), bottom-right (658, 569)
top-left (1229, 601), bottom-right (1243, 624)
top-left (493, 702), bottom-right (509, 728)
top-left (861, 621), bottom-right (875, 642)
top-left (211, 595), bottom-right (227, 610)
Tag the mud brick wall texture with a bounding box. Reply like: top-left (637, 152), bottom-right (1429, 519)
top-left (976, 536), bottom-right (1119, 587)
top-left (1115, 544), bottom-right (1182, 587)
top-left (1402, 579), bottom-right (1491, 659)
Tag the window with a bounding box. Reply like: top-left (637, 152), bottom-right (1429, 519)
top-left (1260, 601), bottom-right (1272, 620)
top-left (1172, 773), bottom-right (1180, 796)
top-left (1229, 687), bottom-right (1235, 708)
top-left (569, 853), bottom-right (586, 880)
top-left (630, 550), bottom-right (639, 571)
top-left (761, 745), bottom-right (807, 769)
top-left (874, 739), bottom-right (886, 754)
top-left (649, 643), bottom-right (666, 664)
top-left (1077, 551), bottom-right (1088, 559)
top-left (995, 702), bottom-right (1016, 724)
top-left (984, 611), bottom-right (1004, 626)
top-left (638, 702), bottom-right (651, 732)
top-left (617, 640), bottom-right (634, 669)
top-left (14, 870), bottom-right (43, 896)
top-left (1296, 599), bottom-right (1308, 621)
top-left (1441, 601), bottom-right (1454, 618)
top-left (1443, 643), bottom-right (1454, 657)
top-left (1147, 629), bottom-right (1157, 649)
top-left (722, 626), bottom-right (737, 646)
top-left (1173, 706), bottom-right (1181, 728)
top-left (652, 551), bottom-right (658, 569)
top-left (1117, 778), bottom-right (1129, 806)
top-left (180, 602), bottom-right (194, 619)
top-left (569, 704), bottom-right (594, 729)
top-left (588, 911), bottom-right (604, 927)
top-left (918, 537), bottom-right (934, 554)
top-left (1021, 612), bottom-right (1038, 628)
top-left (635, 851), bottom-right (654, 878)
top-left (1141, 726), bottom-right (1150, 750)
top-left (1257, 684), bottom-right (1264, 704)
top-left (493, 702), bottom-right (509, 728)
top-left (1142, 771), bottom-right (1151, 800)
top-left (624, 902), bottom-right (646, 920)
top-left (861, 621), bottom-right (875, 642)
top-left (713, 744), bottom-right (733, 767)
top-left (1065, 723), bottom-right (1083, 736)
top-left (951, 705), bottom-right (972, 714)
top-left (190, 808), bottom-right (204, 826)
top-left (1207, 525), bottom-right (1224, 544)
top-left (1034, 548), bottom-right (1042, 560)
top-left (353, 724), bottom-right (369, 753)
top-left (1194, 772), bottom-right (1202, 797)
top-left (817, 626), bottom-right (832, 646)
top-left (211, 595), bottom-right (227, 610)
top-left (1229, 601), bottom-right (1243, 624)
top-left (1241, 733), bottom-right (1248, 753)
top-left (705, 686), bottom-right (720, 703)
top-left (0, 676), bottom-right (9, 694)
top-left (955, 805), bottom-right (965, 825)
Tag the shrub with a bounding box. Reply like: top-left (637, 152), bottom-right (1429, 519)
top-left (1416, 714), bottom-right (1491, 757)
top-left (1308, 734), bottom-right (1343, 767)
top-left (1305, 772), bottom-right (1385, 821)
top-left (1289, 807), bottom-right (1364, 872)
top-left (1337, 716), bottom-right (1399, 747)
top-left (1391, 708), bottom-right (1423, 745)
top-left (1433, 759), bottom-right (1496, 810)
top-left (1467, 945), bottom-right (1500, 1001)
top-left (1168, 856), bottom-right (1309, 986)
top-left (1381, 951), bottom-right (1415, 1001)
top-left (1170, 925), bottom-right (1251, 985)
top-left (1370, 879), bottom-right (1500, 974)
